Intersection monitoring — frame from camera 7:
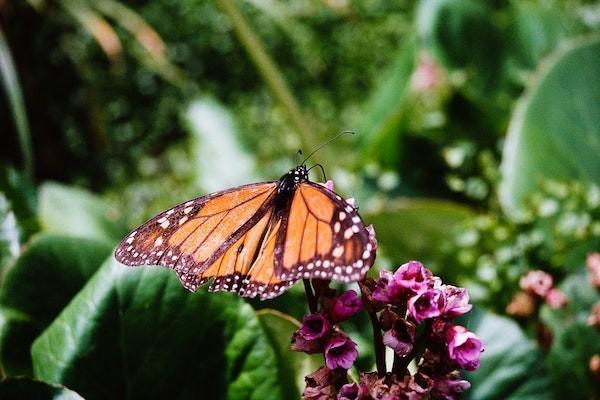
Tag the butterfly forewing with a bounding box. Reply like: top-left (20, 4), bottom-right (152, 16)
top-left (276, 182), bottom-right (375, 282)
top-left (115, 182), bottom-right (277, 276)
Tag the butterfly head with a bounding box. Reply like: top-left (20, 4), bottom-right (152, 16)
top-left (278, 165), bottom-right (309, 194)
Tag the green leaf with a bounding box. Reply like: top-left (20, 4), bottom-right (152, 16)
top-left (257, 309), bottom-right (322, 398)
top-left (540, 269), bottom-right (600, 398)
top-left (508, 1), bottom-right (585, 69)
top-left (183, 98), bottom-right (259, 193)
top-left (32, 257), bottom-right (290, 400)
top-left (0, 234), bottom-right (112, 375)
top-left (364, 199), bottom-right (473, 267)
top-left (38, 182), bottom-right (127, 244)
top-left (546, 323), bottom-right (600, 398)
top-left (416, 0), bottom-right (503, 89)
top-left (499, 36), bottom-right (600, 214)
top-left (356, 40), bottom-right (416, 167)
top-left (0, 377), bottom-right (83, 399)
top-left (463, 310), bottom-right (553, 400)
top-left (0, 28), bottom-right (33, 177)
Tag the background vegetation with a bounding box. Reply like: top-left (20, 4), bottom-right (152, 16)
top-left (1, 0), bottom-right (599, 398)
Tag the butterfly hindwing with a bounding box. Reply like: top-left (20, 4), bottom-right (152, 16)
top-left (275, 182), bottom-right (375, 282)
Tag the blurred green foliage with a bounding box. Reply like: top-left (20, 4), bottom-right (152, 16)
top-left (1, 0), bottom-right (599, 398)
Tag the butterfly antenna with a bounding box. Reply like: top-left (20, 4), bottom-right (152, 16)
top-left (301, 130), bottom-right (355, 165)
top-left (295, 149), bottom-right (303, 165)
top-left (307, 163), bottom-right (327, 181)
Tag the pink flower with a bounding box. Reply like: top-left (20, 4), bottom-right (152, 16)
top-left (442, 285), bottom-right (472, 318)
top-left (325, 335), bottom-right (358, 370)
top-left (337, 383), bottom-right (360, 400)
top-left (411, 53), bottom-right (445, 93)
top-left (519, 270), bottom-right (553, 297)
top-left (373, 261), bottom-right (433, 304)
top-left (299, 313), bottom-right (330, 340)
top-left (323, 180), bottom-right (335, 192)
top-left (587, 253), bottom-right (600, 288)
top-left (408, 289), bottom-right (445, 323)
top-left (445, 325), bottom-right (484, 371)
top-left (545, 288), bottom-right (568, 309)
top-left (383, 319), bottom-right (416, 357)
top-left (330, 290), bottom-right (363, 322)
top-left (292, 313), bottom-right (330, 354)
top-left (433, 374), bottom-right (471, 400)
top-left (394, 261), bottom-right (433, 294)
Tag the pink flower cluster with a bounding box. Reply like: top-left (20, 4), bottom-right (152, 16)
top-left (292, 290), bottom-right (363, 370)
top-left (507, 270), bottom-right (568, 317)
top-left (295, 261), bottom-right (483, 400)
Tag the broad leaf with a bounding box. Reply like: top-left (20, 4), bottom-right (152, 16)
top-left (364, 199), bottom-right (472, 267)
top-left (0, 234), bottom-right (112, 375)
top-left (463, 310), bottom-right (553, 400)
top-left (508, 1), bottom-right (584, 69)
top-left (0, 377), bottom-right (83, 399)
top-left (499, 36), bottom-right (600, 214)
top-left (32, 257), bottom-right (290, 400)
top-left (38, 182), bottom-right (127, 244)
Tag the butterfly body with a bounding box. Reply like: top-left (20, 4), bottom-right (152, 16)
top-left (115, 165), bottom-right (376, 299)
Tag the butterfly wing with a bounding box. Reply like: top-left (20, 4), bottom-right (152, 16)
top-left (177, 207), bottom-right (295, 299)
top-left (274, 182), bottom-right (375, 282)
top-left (115, 182), bottom-right (278, 280)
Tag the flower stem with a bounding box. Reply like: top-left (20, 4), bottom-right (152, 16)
top-left (367, 309), bottom-right (386, 376)
top-left (303, 279), bottom-right (318, 314)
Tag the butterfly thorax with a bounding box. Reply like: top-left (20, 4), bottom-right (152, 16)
top-left (275, 165), bottom-right (308, 215)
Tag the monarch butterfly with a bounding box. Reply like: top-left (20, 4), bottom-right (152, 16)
top-left (115, 163), bottom-right (376, 300)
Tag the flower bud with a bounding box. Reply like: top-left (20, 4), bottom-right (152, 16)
top-left (329, 290), bottom-right (363, 323)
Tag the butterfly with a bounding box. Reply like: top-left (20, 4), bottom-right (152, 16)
top-left (114, 164), bottom-right (376, 300)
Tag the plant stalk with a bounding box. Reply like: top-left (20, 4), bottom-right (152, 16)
top-left (303, 279), bottom-right (318, 314)
top-left (215, 0), bottom-right (317, 152)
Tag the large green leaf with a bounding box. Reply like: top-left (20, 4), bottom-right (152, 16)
top-left (0, 234), bottom-right (112, 375)
top-left (463, 310), bottom-right (552, 400)
top-left (508, 1), bottom-right (584, 69)
top-left (32, 257), bottom-right (290, 400)
top-left (499, 36), bottom-right (600, 214)
top-left (364, 199), bottom-right (473, 267)
top-left (38, 182), bottom-right (127, 244)
top-left (540, 269), bottom-right (600, 398)
top-left (0, 377), bottom-right (83, 399)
